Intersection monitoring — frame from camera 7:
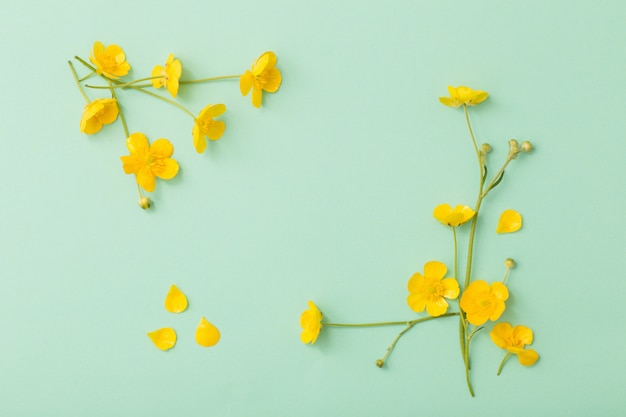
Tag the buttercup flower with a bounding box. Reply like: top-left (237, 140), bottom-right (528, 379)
top-left (460, 280), bottom-right (509, 326)
top-left (120, 133), bottom-right (179, 192)
top-left (496, 209), bottom-right (523, 234)
top-left (89, 41), bottom-right (131, 79)
top-left (192, 104), bottom-right (226, 153)
top-left (152, 54), bottom-right (182, 98)
top-left (407, 261), bottom-right (460, 317)
top-left (300, 301), bottom-right (323, 345)
top-left (196, 317), bottom-right (221, 347)
top-left (240, 51), bottom-right (282, 108)
top-left (80, 98), bottom-right (119, 134)
top-left (490, 322), bottom-right (539, 367)
top-left (439, 86), bottom-right (488, 108)
top-left (433, 204), bottom-right (476, 227)
top-left (147, 327), bottom-right (177, 351)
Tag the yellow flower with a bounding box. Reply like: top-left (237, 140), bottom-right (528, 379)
top-left (496, 209), bottom-right (522, 234)
top-left (79, 98), bottom-right (119, 134)
top-left (164, 284), bottom-right (188, 313)
top-left (192, 104), bottom-right (226, 153)
top-left (407, 261), bottom-right (460, 317)
top-left (490, 322), bottom-right (539, 367)
top-left (439, 86), bottom-right (488, 108)
top-left (460, 280), bottom-right (509, 326)
top-left (120, 133), bottom-right (179, 192)
top-left (195, 317), bottom-right (221, 347)
top-left (152, 54), bottom-right (182, 98)
top-left (147, 327), bottom-right (177, 351)
top-left (240, 51), bottom-right (282, 108)
top-left (89, 41), bottom-right (131, 79)
top-left (433, 204), bottom-right (476, 227)
top-left (300, 301), bottom-right (323, 345)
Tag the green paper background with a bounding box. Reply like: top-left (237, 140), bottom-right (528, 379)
top-left (1, 0), bottom-right (625, 415)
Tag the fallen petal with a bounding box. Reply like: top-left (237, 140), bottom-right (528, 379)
top-left (497, 209), bottom-right (522, 234)
top-left (195, 317), bottom-right (220, 347)
top-left (165, 284), bottom-right (188, 313)
top-left (147, 328), bottom-right (177, 351)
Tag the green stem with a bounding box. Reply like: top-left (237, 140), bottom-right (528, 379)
top-left (86, 76), bottom-right (164, 90)
top-left (68, 61), bottom-right (90, 103)
top-left (464, 104), bottom-right (481, 162)
top-left (179, 74), bottom-right (241, 84)
top-left (497, 352), bottom-right (512, 376)
top-left (324, 312), bottom-right (459, 328)
top-left (481, 157), bottom-right (512, 198)
top-left (129, 86), bottom-right (196, 119)
top-left (108, 80), bottom-right (129, 138)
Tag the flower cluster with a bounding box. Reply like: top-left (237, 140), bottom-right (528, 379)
top-left (299, 86), bottom-right (539, 396)
top-left (69, 41), bottom-right (282, 209)
top-left (147, 284), bottom-right (221, 351)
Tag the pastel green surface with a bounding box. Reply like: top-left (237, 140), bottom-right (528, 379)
top-left (1, 0), bottom-right (625, 415)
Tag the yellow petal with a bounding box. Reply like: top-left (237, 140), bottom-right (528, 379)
top-left (252, 86), bottom-right (262, 108)
top-left (424, 261), bottom-right (447, 280)
top-left (497, 209), bottom-right (522, 234)
top-left (192, 124), bottom-right (207, 154)
top-left (164, 284), bottom-right (188, 313)
top-left (240, 71), bottom-right (253, 96)
top-left (196, 317), bottom-right (220, 347)
top-left (153, 158), bottom-right (179, 180)
top-left (490, 322), bottom-right (513, 349)
top-left (126, 132), bottom-right (150, 155)
top-left (147, 328), bottom-right (177, 351)
top-left (150, 138), bottom-right (174, 159)
top-left (262, 67), bottom-right (282, 92)
top-left (517, 349), bottom-right (539, 366)
top-left (136, 168), bottom-right (156, 192)
top-left (206, 120), bottom-right (226, 140)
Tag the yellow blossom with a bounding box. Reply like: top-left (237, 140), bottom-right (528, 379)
top-left (490, 322), bottom-right (539, 367)
top-left (80, 98), bottom-right (119, 134)
top-left (164, 284), bottom-right (188, 313)
top-left (439, 86), bottom-right (488, 108)
top-left (152, 54), bottom-right (182, 98)
top-left (196, 317), bottom-right (221, 347)
top-left (192, 104), bottom-right (226, 153)
top-left (497, 209), bottom-right (523, 234)
top-left (240, 51), bottom-right (282, 108)
top-left (407, 261), bottom-right (460, 317)
top-left (300, 301), bottom-right (323, 345)
top-left (147, 327), bottom-right (176, 351)
top-left (433, 204), bottom-right (476, 227)
top-left (460, 280), bottom-right (509, 326)
top-left (120, 133), bottom-right (179, 192)
top-left (89, 41), bottom-right (131, 79)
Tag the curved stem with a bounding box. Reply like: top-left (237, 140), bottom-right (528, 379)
top-left (464, 104), bottom-right (481, 163)
top-left (324, 312), bottom-right (459, 328)
top-left (129, 86), bottom-right (196, 119)
top-left (68, 61), bottom-right (90, 103)
top-left (86, 76), bottom-right (164, 90)
top-left (497, 352), bottom-right (512, 376)
top-left (108, 80), bottom-right (129, 138)
top-left (481, 157), bottom-right (512, 199)
top-left (179, 74), bottom-right (241, 84)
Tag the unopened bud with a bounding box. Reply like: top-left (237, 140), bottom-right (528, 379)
top-left (375, 359), bottom-right (385, 368)
top-left (504, 258), bottom-right (516, 268)
top-left (521, 141), bottom-right (533, 152)
top-left (481, 143), bottom-right (492, 153)
top-left (508, 139), bottom-right (520, 159)
top-left (138, 196), bottom-right (152, 210)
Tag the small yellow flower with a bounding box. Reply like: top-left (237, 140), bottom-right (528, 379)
top-left (80, 98), bottom-right (119, 134)
top-left (195, 317), bottom-right (221, 347)
top-left (300, 301), bottom-right (323, 345)
top-left (89, 41), bottom-right (131, 79)
top-left (460, 280), bottom-right (509, 326)
top-left (164, 284), bottom-right (188, 313)
top-left (439, 86), bottom-right (488, 108)
top-left (490, 322), bottom-right (539, 367)
top-left (152, 54), bottom-right (182, 98)
top-left (192, 104), bottom-right (226, 153)
top-left (240, 51), bottom-right (282, 108)
top-left (433, 204), bottom-right (476, 227)
top-left (497, 209), bottom-right (523, 234)
top-left (407, 261), bottom-right (460, 317)
top-left (147, 327), bottom-right (177, 351)
top-left (120, 133), bottom-right (179, 192)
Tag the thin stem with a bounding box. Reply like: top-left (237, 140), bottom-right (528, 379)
top-left (179, 74), bottom-right (241, 84)
top-left (464, 332), bottom-right (475, 396)
top-left (86, 76), bottom-right (164, 90)
top-left (136, 182), bottom-right (144, 199)
top-left (464, 104), bottom-right (481, 163)
top-left (481, 157), bottom-right (512, 199)
top-left (497, 352), bottom-right (512, 376)
top-left (108, 80), bottom-right (129, 138)
top-left (324, 312), bottom-right (459, 328)
top-left (502, 266), bottom-right (511, 284)
top-left (79, 71), bottom-right (95, 82)
top-left (68, 61), bottom-right (90, 103)
top-left (129, 86), bottom-right (196, 119)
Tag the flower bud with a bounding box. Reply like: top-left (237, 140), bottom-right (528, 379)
top-left (508, 139), bottom-right (520, 159)
top-left (138, 196), bottom-right (152, 210)
top-left (504, 258), bottom-right (516, 268)
top-left (481, 143), bottom-right (492, 153)
top-left (521, 141), bottom-right (533, 152)
top-left (375, 359), bottom-right (385, 368)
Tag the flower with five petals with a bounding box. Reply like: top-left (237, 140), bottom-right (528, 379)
top-left (439, 86), bottom-right (488, 108)
top-left (192, 104), bottom-right (226, 153)
top-left (407, 261), bottom-right (460, 317)
top-left (152, 54), bottom-right (182, 98)
top-left (433, 204), bottom-right (476, 227)
top-left (300, 301), bottom-right (323, 345)
top-left (460, 280), bottom-right (509, 326)
top-left (89, 41), bottom-right (131, 79)
top-left (80, 98), bottom-right (119, 134)
top-left (490, 322), bottom-right (539, 367)
top-left (240, 51), bottom-right (282, 108)
top-left (120, 133), bottom-right (179, 192)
